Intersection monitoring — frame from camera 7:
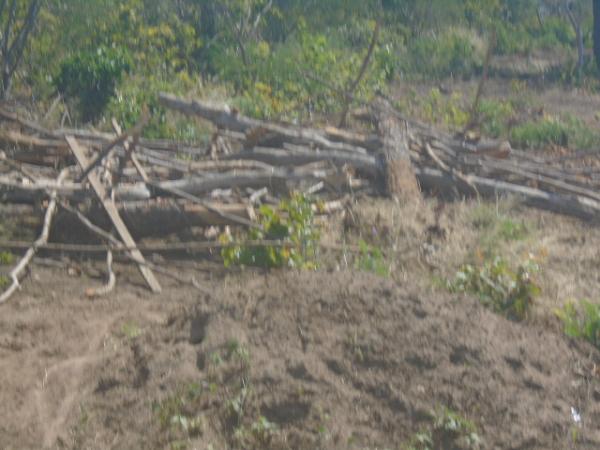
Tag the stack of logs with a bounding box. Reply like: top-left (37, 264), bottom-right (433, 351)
top-left (1, 92), bottom-right (600, 300)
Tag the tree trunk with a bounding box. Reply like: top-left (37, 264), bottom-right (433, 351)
top-left (373, 99), bottom-right (421, 201)
top-left (594, 0), bottom-right (600, 70)
top-left (565, 1), bottom-right (584, 77)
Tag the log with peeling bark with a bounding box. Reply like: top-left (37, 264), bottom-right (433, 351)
top-left (229, 146), bottom-right (379, 176)
top-left (3, 92), bottom-right (600, 231)
top-left (415, 167), bottom-right (600, 221)
top-left (372, 99), bottom-right (421, 200)
top-left (158, 92), bottom-right (370, 154)
top-left (52, 199), bottom-right (256, 238)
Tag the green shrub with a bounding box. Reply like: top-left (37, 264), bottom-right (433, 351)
top-left (355, 240), bottom-right (390, 277)
top-left (477, 99), bottom-right (514, 138)
top-left (55, 45), bottom-right (131, 122)
top-left (448, 255), bottom-right (541, 321)
top-left (494, 16), bottom-right (573, 56)
top-left (511, 115), bottom-right (600, 150)
top-left (221, 193), bottom-right (320, 269)
top-left (0, 251), bottom-right (14, 265)
top-left (533, 16), bottom-right (575, 50)
top-left (510, 117), bottom-right (569, 148)
top-left (556, 300), bottom-right (600, 349)
top-left (401, 30), bottom-right (482, 79)
top-left (106, 73), bottom-right (207, 141)
top-left (421, 88), bottom-right (470, 129)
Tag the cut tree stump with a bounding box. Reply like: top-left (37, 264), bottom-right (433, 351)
top-left (373, 100), bottom-right (421, 200)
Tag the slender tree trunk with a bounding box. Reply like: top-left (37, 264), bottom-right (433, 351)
top-left (0, 0), bottom-right (41, 99)
top-left (565, 1), bottom-right (584, 77)
top-left (594, 0), bottom-right (600, 71)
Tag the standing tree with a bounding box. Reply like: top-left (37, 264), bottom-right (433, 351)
top-left (0, 0), bottom-right (42, 99)
top-left (594, 0), bottom-right (600, 70)
top-left (564, 0), bottom-right (585, 77)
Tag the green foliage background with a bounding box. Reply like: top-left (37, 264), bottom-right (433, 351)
top-left (9, 0), bottom-right (596, 138)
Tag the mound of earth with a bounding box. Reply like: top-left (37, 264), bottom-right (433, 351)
top-left (0, 268), bottom-right (599, 449)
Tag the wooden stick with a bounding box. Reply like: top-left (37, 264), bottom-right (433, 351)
top-left (147, 180), bottom-right (259, 229)
top-left (76, 112), bottom-right (149, 182)
top-left (66, 135), bottom-right (162, 293)
top-left (0, 239), bottom-right (359, 253)
top-left (0, 169), bottom-right (67, 304)
top-left (0, 107), bottom-right (55, 136)
top-left (111, 119), bottom-right (150, 184)
top-left (85, 249), bottom-right (116, 298)
top-left (339, 20), bottom-right (380, 128)
top-left (59, 202), bottom-right (208, 292)
top-left (464, 28), bottom-right (496, 132)
top-left (424, 142), bottom-right (479, 197)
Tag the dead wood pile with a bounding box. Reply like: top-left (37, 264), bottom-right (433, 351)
top-left (1, 92), bottom-right (600, 299)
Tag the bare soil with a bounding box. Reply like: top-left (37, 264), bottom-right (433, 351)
top-left (1, 254), bottom-right (599, 449)
top-left (3, 75), bottom-right (600, 450)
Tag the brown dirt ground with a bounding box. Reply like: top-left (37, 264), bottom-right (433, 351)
top-left (1, 199), bottom-right (600, 450)
top-left (5, 73), bottom-right (600, 448)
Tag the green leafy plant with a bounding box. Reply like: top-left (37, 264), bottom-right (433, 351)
top-left (55, 45), bottom-right (131, 122)
top-left (556, 300), bottom-right (600, 349)
top-left (0, 275), bottom-right (8, 289)
top-left (0, 251), bottom-right (14, 265)
top-left (401, 29), bottom-right (483, 79)
top-left (121, 322), bottom-right (142, 339)
top-left (153, 382), bottom-right (206, 444)
top-left (221, 193), bottom-right (320, 269)
top-left (470, 204), bottom-right (531, 256)
top-left (422, 88), bottom-right (469, 129)
top-left (106, 72), bottom-right (210, 140)
top-left (404, 407), bottom-right (481, 450)
top-left (234, 416), bottom-right (278, 448)
top-left (510, 114), bottom-right (600, 150)
top-left (511, 117), bottom-right (569, 148)
top-left (448, 255), bottom-right (541, 320)
top-left (477, 98), bottom-right (515, 138)
top-left (170, 414), bottom-right (204, 437)
top-left (355, 239), bottom-right (390, 277)
top-left (496, 217), bottom-right (529, 241)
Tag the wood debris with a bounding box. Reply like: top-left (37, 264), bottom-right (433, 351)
top-left (2, 92), bottom-right (600, 299)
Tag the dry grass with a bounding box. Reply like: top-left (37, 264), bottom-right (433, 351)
top-left (339, 195), bottom-right (600, 321)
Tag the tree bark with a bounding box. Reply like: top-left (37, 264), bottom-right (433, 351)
top-left (594, 0), bottom-right (600, 70)
top-left (373, 99), bottom-right (421, 201)
top-left (565, 1), bottom-right (584, 77)
top-left (0, 0), bottom-right (41, 99)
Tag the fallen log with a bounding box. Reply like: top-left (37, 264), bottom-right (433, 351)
top-left (415, 167), bottom-right (600, 221)
top-left (52, 199), bottom-right (256, 238)
top-left (0, 176), bottom-right (150, 202)
top-left (159, 92), bottom-right (369, 154)
top-left (155, 167), bottom-right (338, 197)
top-left (0, 107), bottom-right (55, 136)
top-left (0, 129), bottom-right (68, 151)
top-left (229, 145), bottom-right (379, 176)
